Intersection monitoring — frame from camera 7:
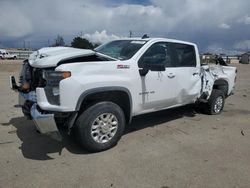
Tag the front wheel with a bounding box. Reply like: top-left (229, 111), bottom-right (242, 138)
top-left (74, 102), bottom-right (125, 152)
top-left (203, 89), bottom-right (225, 115)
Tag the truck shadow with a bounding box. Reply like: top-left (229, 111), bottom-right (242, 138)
top-left (4, 104), bottom-right (197, 160)
top-left (2, 117), bottom-right (89, 160)
top-left (127, 104), bottom-right (197, 134)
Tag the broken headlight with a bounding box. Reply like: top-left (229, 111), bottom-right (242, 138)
top-left (43, 71), bottom-right (71, 105)
top-left (44, 71), bottom-right (71, 87)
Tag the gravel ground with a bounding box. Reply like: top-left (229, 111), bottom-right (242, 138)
top-left (0, 60), bottom-right (250, 188)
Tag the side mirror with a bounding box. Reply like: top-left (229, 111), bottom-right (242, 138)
top-left (139, 64), bottom-right (165, 76)
top-left (139, 68), bottom-right (149, 76)
top-left (144, 63), bottom-right (166, 72)
top-left (138, 56), bottom-right (166, 76)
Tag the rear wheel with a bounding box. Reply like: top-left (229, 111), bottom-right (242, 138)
top-left (74, 102), bottom-right (125, 152)
top-left (203, 89), bottom-right (225, 115)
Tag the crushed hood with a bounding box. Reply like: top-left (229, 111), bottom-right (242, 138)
top-left (29, 47), bottom-right (95, 68)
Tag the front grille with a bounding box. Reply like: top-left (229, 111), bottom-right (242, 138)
top-left (19, 60), bottom-right (31, 86)
top-left (19, 61), bottom-right (47, 91)
top-left (30, 68), bottom-right (46, 90)
top-left (19, 61), bottom-right (59, 105)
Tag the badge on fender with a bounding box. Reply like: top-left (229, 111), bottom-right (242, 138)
top-left (117, 65), bottom-right (130, 69)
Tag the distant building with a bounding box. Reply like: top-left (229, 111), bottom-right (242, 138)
top-left (241, 52), bottom-right (250, 64)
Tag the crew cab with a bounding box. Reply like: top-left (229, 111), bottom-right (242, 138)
top-left (10, 38), bottom-right (237, 152)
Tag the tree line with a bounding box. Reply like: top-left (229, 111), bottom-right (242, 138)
top-left (52, 35), bottom-right (100, 49)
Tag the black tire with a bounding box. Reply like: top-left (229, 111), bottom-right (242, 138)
top-left (74, 101), bottom-right (125, 152)
top-left (203, 89), bottom-right (225, 115)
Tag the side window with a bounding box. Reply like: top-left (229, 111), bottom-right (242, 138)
top-left (172, 43), bottom-right (196, 67)
top-left (138, 42), bottom-right (174, 68)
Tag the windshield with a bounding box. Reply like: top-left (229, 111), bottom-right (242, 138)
top-left (95, 40), bottom-right (147, 60)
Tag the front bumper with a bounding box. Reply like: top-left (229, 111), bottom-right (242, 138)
top-left (31, 104), bottom-right (62, 141)
top-left (19, 91), bottom-right (36, 105)
top-left (10, 76), bottom-right (62, 141)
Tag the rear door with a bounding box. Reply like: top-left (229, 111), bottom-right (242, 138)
top-left (170, 43), bottom-right (201, 104)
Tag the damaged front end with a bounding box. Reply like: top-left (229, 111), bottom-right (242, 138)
top-left (10, 60), bottom-right (62, 141)
top-left (10, 47), bottom-right (105, 141)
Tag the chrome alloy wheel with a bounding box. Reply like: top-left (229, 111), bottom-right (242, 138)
top-left (91, 113), bottom-right (118, 143)
top-left (214, 96), bottom-right (223, 113)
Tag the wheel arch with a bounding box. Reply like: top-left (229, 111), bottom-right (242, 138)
top-left (76, 87), bottom-right (133, 124)
top-left (213, 79), bottom-right (229, 97)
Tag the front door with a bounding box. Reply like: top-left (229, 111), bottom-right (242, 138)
top-left (138, 42), bottom-right (178, 111)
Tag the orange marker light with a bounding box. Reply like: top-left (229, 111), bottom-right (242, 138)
top-left (62, 71), bottom-right (71, 79)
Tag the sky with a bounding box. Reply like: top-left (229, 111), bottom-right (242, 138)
top-left (0, 0), bottom-right (250, 54)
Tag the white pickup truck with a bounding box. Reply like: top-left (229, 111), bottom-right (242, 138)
top-left (10, 38), bottom-right (237, 152)
top-left (0, 49), bottom-right (17, 60)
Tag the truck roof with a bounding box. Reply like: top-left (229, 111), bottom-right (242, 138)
top-left (115, 37), bottom-right (196, 46)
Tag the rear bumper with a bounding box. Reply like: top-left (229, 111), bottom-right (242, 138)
top-left (31, 104), bottom-right (62, 141)
top-left (228, 86), bottom-right (235, 96)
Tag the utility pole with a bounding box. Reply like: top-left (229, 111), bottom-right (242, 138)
top-left (129, 30), bottom-right (133, 38)
top-left (48, 39), bottom-right (50, 47)
top-left (80, 30), bottom-right (84, 38)
top-left (23, 41), bottom-right (26, 49)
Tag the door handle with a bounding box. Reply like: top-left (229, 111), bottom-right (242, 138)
top-left (167, 73), bottom-right (175, 78)
top-left (193, 72), bottom-right (199, 76)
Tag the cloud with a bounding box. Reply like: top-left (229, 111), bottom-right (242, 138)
top-left (0, 0), bottom-right (250, 53)
top-left (218, 23), bottom-right (231, 29)
top-left (83, 30), bottom-right (122, 44)
top-left (0, 1), bottom-right (33, 38)
top-left (234, 40), bottom-right (250, 50)
top-left (238, 15), bottom-right (250, 25)
top-left (207, 44), bottom-right (243, 55)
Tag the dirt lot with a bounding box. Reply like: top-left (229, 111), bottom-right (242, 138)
top-left (0, 60), bottom-right (250, 188)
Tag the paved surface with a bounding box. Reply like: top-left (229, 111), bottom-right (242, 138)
top-left (0, 60), bottom-right (250, 188)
